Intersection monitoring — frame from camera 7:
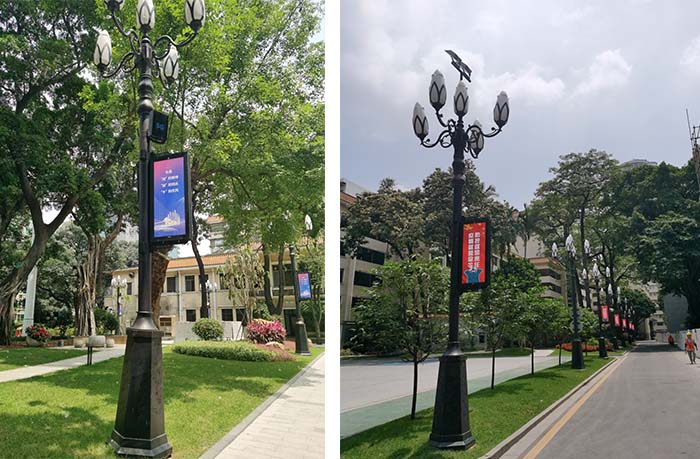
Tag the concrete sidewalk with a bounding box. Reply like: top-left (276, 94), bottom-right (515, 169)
top-left (0, 346), bottom-right (125, 383)
top-left (206, 353), bottom-right (325, 459)
top-left (341, 350), bottom-right (571, 438)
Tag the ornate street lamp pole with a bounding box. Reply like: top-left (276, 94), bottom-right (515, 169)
top-left (95, 1), bottom-right (205, 457)
top-left (111, 275), bottom-right (127, 334)
top-left (412, 50), bottom-right (509, 449)
top-left (618, 287), bottom-right (626, 346)
top-left (206, 280), bottom-right (218, 320)
top-left (565, 235), bottom-right (585, 369)
top-left (289, 214), bottom-right (313, 355)
top-left (591, 263), bottom-right (608, 358)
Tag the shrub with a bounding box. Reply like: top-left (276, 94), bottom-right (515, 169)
top-left (172, 340), bottom-right (294, 362)
top-left (192, 318), bottom-right (224, 341)
top-left (95, 308), bottom-right (120, 335)
top-left (25, 324), bottom-right (50, 342)
top-left (247, 319), bottom-right (286, 344)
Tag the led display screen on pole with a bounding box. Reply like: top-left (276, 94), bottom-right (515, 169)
top-left (298, 273), bottom-right (312, 300)
top-left (614, 314), bottom-right (621, 327)
top-left (460, 218), bottom-right (491, 292)
top-left (622, 318), bottom-right (627, 329)
top-left (151, 152), bottom-right (192, 246)
top-left (601, 305), bottom-right (609, 322)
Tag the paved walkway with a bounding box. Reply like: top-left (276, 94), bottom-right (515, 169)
top-left (341, 350), bottom-right (571, 438)
top-left (502, 341), bottom-right (699, 459)
top-left (0, 346), bottom-right (126, 383)
top-left (209, 353), bottom-right (325, 459)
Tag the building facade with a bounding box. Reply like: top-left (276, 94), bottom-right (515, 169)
top-left (106, 251), bottom-right (302, 338)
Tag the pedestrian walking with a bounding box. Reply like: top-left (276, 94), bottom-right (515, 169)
top-left (685, 332), bottom-right (697, 364)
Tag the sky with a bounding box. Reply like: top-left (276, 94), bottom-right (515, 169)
top-left (340, 0), bottom-right (700, 206)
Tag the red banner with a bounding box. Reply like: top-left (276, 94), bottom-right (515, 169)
top-left (630, 323), bottom-right (635, 331)
top-left (601, 305), bottom-right (609, 322)
top-left (622, 318), bottom-right (627, 329)
top-left (614, 314), bottom-right (620, 327)
top-left (462, 222), bottom-right (487, 285)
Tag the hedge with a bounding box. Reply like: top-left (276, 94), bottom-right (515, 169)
top-left (172, 340), bottom-right (286, 362)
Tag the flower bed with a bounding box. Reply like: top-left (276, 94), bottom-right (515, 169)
top-left (247, 319), bottom-right (286, 344)
top-left (172, 340), bottom-right (296, 362)
top-left (556, 342), bottom-right (613, 351)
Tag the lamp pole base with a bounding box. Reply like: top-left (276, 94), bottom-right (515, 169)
top-left (571, 339), bottom-right (585, 369)
top-left (429, 349), bottom-right (475, 449)
top-left (110, 326), bottom-right (172, 459)
top-left (598, 336), bottom-right (608, 358)
top-left (295, 320), bottom-right (310, 355)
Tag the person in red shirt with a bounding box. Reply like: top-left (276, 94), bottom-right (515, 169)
top-left (685, 332), bottom-right (697, 364)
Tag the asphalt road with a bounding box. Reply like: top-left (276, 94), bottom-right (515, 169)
top-left (534, 341), bottom-right (700, 459)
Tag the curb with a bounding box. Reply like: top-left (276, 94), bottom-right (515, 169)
top-left (199, 351), bottom-right (324, 459)
top-left (480, 357), bottom-right (618, 459)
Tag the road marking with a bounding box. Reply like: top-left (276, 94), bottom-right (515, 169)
top-left (523, 356), bottom-right (626, 459)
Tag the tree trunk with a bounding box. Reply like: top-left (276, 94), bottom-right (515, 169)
top-left (559, 340), bottom-right (562, 366)
top-left (75, 235), bottom-right (101, 336)
top-left (262, 247), bottom-right (275, 314)
top-left (151, 247), bottom-right (171, 327)
top-left (491, 345), bottom-right (496, 389)
top-left (531, 341), bottom-right (535, 375)
top-left (275, 246), bottom-right (285, 316)
top-left (0, 226), bottom-right (50, 344)
top-left (191, 218), bottom-right (209, 319)
top-left (411, 355), bottom-right (419, 419)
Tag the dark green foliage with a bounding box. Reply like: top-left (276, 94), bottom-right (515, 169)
top-left (172, 340), bottom-right (289, 362)
top-left (192, 318), bottom-right (224, 341)
top-left (94, 308), bottom-right (119, 335)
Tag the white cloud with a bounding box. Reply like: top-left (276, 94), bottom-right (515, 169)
top-left (572, 49), bottom-right (632, 97)
top-left (681, 35), bottom-right (700, 75)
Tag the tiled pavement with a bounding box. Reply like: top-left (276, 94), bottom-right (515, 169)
top-left (210, 353), bottom-right (325, 459)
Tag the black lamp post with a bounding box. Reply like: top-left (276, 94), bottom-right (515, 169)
top-left (618, 287), bottom-right (626, 346)
top-left (563, 235), bottom-right (585, 369)
top-left (206, 280), bottom-right (217, 320)
top-left (591, 263), bottom-right (608, 358)
top-left (413, 50), bottom-right (509, 449)
top-left (607, 282), bottom-right (619, 350)
top-left (95, 1), bottom-right (204, 457)
top-left (289, 244), bottom-right (310, 355)
top-left (111, 275), bottom-right (127, 334)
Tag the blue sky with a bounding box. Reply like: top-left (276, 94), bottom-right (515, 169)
top-left (341, 0), bottom-right (700, 206)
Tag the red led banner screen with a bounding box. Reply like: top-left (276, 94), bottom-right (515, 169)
top-left (460, 218), bottom-right (491, 292)
top-left (601, 305), bottom-right (609, 322)
top-left (622, 318), bottom-right (627, 329)
top-left (614, 314), bottom-right (620, 327)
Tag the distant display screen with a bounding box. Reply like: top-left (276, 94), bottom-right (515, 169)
top-left (460, 218), bottom-right (491, 292)
top-left (298, 273), bottom-right (312, 300)
top-left (152, 153), bottom-right (189, 244)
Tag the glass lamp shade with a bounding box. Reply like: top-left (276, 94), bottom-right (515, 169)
top-left (94, 30), bottom-right (112, 69)
top-left (304, 214), bottom-right (313, 231)
top-left (582, 268), bottom-right (588, 280)
top-left (605, 266), bottom-right (610, 278)
top-left (493, 91), bottom-right (509, 127)
top-left (453, 80), bottom-right (469, 116)
top-left (412, 102), bottom-right (428, 140)
top-left (565, 234), bottom-right (574, 252)
top-left (551, 242), bottom-right (558, 258)
top-left (584, 239), bottom-right (590, 255)
top-left (160, 46), bottom-right (180, 85)
top-left (608, 285), bottom-right (613, 296)
top-left (429, 70), bottom-right (446, 110)
top-left (468, 121), bottom-right (484, 154)
top-left (104, 0), bottom-right (125, 12)
top-left (185, 0), bottom-right (206, 32)
top-left (592, 262), bottom-right (600, 280)
top-left (137, 0), bottom-right (155, 32)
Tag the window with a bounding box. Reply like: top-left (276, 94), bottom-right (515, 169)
top-left (219, 273), bottom-right (228, 289)
top-left (185, 276), bottom-right (195, 292)
top-left (356, 247), bottom-right (385, 265)
top-left (537, 268), bottom-right (561, 280)
top-left (126, 282), bottom-right (133, 295)
top-left (186, 310), bottom-right (196, 322)
top-left (235, 309), bottom-right (246, 321)
top-left (221, 309), bottom-right (234, 321)
top-left (272, 264), bottom-right (293, 288)
top-left (166, 276), bottom-right (177, 293)
top-left (353, 271), bottom-right (376, 287)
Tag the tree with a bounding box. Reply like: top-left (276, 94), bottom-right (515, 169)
top-left (220, 246), bottom-right (265, 330)
top-left (343, 179), bottom-right (424, 260)
top-left (352, 258), bottom-right (448, 419)
top-left (0, 2), bottom-right (135, 343)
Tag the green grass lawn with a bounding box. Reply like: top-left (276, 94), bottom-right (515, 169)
top-left (0, 347), bottom-right (86, 371)
top-left (341, 356), bottom-right (609, 459)
top-left (0, 346), bottom-right (321, 459)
